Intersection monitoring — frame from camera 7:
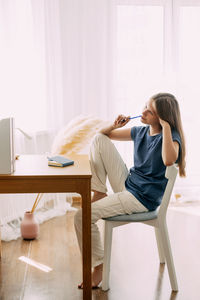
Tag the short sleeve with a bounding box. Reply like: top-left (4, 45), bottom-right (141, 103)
top-left (130, 127), bottom-right (136, 140)
top-left (131, 126), bottom-right (147, 141)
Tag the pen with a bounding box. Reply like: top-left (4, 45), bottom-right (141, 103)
top-left (129, 115), bottom-right (142, 119)
top-left (121, 115), bottom-right (142, 123)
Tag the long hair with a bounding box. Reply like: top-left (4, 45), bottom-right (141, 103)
top-left (152, 93), bottom-right (186, 177)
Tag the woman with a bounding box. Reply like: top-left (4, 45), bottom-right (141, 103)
top-left (74, 92), bottom-right (186, 289)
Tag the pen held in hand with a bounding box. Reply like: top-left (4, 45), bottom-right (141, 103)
top-left (129, 115), bottom-right (142, 119)
top-left (121, 115), bottom-right (142, 123)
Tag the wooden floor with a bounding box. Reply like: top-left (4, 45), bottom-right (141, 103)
top-left (1, 205), bottom-right (200, 300)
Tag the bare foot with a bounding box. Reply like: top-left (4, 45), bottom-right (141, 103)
top-left (78, 264), bottom-right (103, 289)
top-left (92, 263), bottom-right (103, 286)
top-left (92, 191), bottom-right (107, 203)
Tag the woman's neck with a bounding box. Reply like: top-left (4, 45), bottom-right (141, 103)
top-left (149, 125), bottom-right (162, 136)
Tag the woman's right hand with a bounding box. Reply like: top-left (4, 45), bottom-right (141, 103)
top-left (113, 114), bottom-right (130, 129)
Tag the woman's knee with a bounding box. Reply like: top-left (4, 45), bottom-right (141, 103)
top-left (92, 133), bottom-right (109, 146)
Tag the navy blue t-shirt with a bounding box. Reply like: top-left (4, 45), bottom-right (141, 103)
top-left (125, 126), bottom-right (181, 211)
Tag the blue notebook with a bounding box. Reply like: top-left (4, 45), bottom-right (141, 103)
top-left (47, 156), bottom-right (74, 167)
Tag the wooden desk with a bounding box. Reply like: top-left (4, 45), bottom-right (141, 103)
top-left (0, 154), bottom-right (92, 300)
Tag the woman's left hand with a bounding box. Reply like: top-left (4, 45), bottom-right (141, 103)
top-left (159, 118), bottom-right (170, 128)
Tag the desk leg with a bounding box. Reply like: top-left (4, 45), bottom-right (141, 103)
top-left (0, 223), bottom-right (1, 259)
top-left (81, 180), bottom-right (92, 300)
top-left (0, 227), bottom-right (1, 259)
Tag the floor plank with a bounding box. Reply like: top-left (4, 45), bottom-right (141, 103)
top-left (1, 207), bottom-right (200, 300)
top-left (0, 235), bottom-right (30, 299)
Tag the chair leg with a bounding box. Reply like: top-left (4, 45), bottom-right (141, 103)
top-left (102, 221), bottom-right (113, 291)
top-left (154, 227), bottom-right (165, 263)
top-left (159, 221), bottom-right (178, 291)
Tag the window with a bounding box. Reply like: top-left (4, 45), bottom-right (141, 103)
top-left (177, 2), bottom-right (200, 177)
top-left (115, 0), bottom-right (200, 196)
top-left (179, 6), bottom-right (200, 81)
top-left (115, 1), bottom-right (165, 118)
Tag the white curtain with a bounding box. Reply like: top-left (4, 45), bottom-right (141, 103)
top-left (0, 0), bottom-right (114, 241)
top-left (0, 0), bottom-right (77, 241)
top-left (0, 0), bottom-right (114, 146)
top-left (59, 0), bottom-right (114, 120)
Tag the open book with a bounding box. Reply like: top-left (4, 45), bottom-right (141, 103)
top-left (47, 156), bottom-right (74, 167)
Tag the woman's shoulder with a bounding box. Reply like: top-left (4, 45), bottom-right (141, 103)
top-left (131, 125), bottom-right (148, 140)
top-left (132, 125), bottom-right (148, 132)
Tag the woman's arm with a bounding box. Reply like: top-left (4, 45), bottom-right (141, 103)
top-left (160, 119), bottom-right (179, 166)
top-left (100, 115), bottom-right (132, 141)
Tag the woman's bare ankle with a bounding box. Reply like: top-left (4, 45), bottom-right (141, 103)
top-left (92, 264), bottom-right (103, 286)
top-left (78, 264), bottom-right (103, 288)
top-left (94, 263), bottom-right (103, 271)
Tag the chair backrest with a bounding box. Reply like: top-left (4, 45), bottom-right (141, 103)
top-left (157, 164), bottom-right (178, 218)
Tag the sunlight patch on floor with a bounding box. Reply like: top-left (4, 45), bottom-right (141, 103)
top-left (18, 256), bottom-right (52, 272)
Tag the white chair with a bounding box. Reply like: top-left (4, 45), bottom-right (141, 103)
top-left (102, 164), bottom-right (178, 292)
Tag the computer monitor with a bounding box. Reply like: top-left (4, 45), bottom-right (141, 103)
top-left (0, 118), bottom-right (15, 174)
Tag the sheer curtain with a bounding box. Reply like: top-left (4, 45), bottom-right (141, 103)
top-left (0, 0), bottom-right (73, 241)
top-left (59, 0), bottom-right (114, 120)
top-left (0, 0), bottom-right (115, 241)
top-left (114, 0), bottom-right (200, 203)
top-left (175, 0), bottom-right (200, 201)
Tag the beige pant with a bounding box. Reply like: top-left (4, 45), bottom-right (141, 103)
top-left (74, 133), bottom-right (147, 268)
